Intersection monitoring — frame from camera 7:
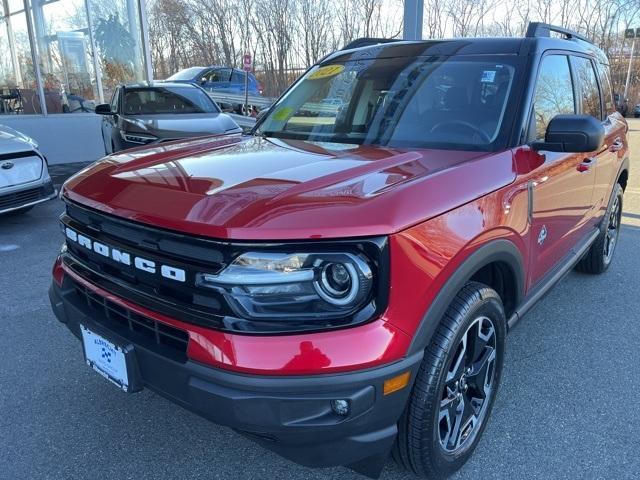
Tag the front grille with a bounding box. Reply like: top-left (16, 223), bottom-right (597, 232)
top-left (69, 278), bottom-right (189, 362)
top-left (61, 200), bottom-right (234, 328)
top-left (0, 183), bottom-right (53, 211)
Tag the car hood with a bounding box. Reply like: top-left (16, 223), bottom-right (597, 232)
top-left (62, 136), bottom-right (516, 240)
top-left (123, 113), bottom-right (240, 138)
top-left (0, 124), bottom-right (39, 155)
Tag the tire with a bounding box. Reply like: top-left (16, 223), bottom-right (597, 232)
top-left (393, 282), bottom-right (506, 478)
top-left (576, 183), bottom-right (623, 274)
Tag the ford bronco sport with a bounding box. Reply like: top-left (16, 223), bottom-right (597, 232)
top-left (49, 23), bottom-right (629, 478)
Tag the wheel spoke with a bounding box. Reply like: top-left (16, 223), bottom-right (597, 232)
top-left (446, 330), bottom-right (467, 385)
top-left (439, 394), bottom-right (460, 447)
top-left (455, 397), bottom-right (478, 448)
top-left (447, 396), bottom-right (465, 449)
top-left (467, 321), bottom-right (489, 365)
top-left (467, 347), bottom-right (496, 398)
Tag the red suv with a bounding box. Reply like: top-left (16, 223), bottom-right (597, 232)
top-left (49, 23), bottom-right (628, 478)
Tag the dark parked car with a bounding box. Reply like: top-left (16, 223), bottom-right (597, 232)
top-left (95, 82), bottom-right (242, 153)
top-left (51, 24), bottom-right (628, 479)
top-left (166, 66), bottom-right (262, 96)
top-left (634, 103), bottom-right (640, 118)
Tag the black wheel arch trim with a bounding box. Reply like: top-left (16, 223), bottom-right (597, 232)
top-left (407, 239), bottom-right (525, 356)
top-left (615, 156), bottom-right (629, 190)
top-left (600, 162), bottom-right (627, 234)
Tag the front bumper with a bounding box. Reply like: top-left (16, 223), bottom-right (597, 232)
top-left (0, 179), bottom-right (56, 214)
top-left (49, 278), bottom-right (422, 475)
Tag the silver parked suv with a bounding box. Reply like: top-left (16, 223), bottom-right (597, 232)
top-left (0, 125), bottom-right (56, 215)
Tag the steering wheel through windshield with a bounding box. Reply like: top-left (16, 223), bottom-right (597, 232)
top-left (430, 120), bottom-right (491, 144)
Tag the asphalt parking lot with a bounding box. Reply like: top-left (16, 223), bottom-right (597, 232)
top-left (1, 123), bottom-right (640, 480)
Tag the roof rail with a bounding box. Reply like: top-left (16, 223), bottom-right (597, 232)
top-left (341, 37), bottom-right (403, 50)
top-left (526, 22), bottom-right (592, 44)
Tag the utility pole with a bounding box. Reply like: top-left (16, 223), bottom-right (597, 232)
top-left (623, 28), bottom-right (639, 102)
top-left (403, 0), bottom-right (424, 40)
top-left (243, 53), bottom-right (251, 116)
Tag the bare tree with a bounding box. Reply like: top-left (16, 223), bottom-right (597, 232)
top-left (145, 0), bottom-right (640, 101)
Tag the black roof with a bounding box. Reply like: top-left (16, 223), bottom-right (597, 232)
top-left (325, 28), bottom-right (608, 65)
top-left (122, 81), bottom-right (200, 89)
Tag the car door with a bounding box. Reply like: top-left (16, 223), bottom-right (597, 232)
top-left (230, 70), bottom-right (248, 94)
top-left (527, 54), bottom-right (597, 286)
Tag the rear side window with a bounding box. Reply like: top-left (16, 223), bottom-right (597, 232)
top-left (533, 55), bottom-right (575, 139)
top-left (595, 63), bottom-right (616, 116)
top-left (572, 56), bottom-right (602, 119)
top-left (231, 71), bottom-right (245, 83)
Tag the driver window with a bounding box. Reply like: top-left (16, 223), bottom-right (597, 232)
top-left (209, 68), bottom-right (232, 82)
top-left (532, 55), bottom-right (575, 139)
top-left (204, 70), bottom-right (220, 82)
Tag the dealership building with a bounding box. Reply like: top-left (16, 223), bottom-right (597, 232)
top-left (0, 0), bottom-right (152, 163)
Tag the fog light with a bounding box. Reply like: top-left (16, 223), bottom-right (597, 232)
top-left (330, 399), bottom-right (350, 416)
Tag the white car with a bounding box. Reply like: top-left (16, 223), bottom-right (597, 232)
top-left (0, 125), bottom-right (56, 215)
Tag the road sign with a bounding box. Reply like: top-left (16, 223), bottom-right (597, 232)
top-left (625, 28), bottom-right (636, 39)
top-left (243, 54), bottom-right (252, 72)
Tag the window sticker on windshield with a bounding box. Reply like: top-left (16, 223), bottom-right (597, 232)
top-left (307, 65), bottom-right (345, 80)
top-left (272, 107), bottom-right (293, 121)
top-left (481, 70), bottom-right (496, 83)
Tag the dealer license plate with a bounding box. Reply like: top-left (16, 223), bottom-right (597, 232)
top-left (80, 324), bottom-right (130, 392)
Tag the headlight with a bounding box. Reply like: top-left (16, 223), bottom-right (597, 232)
top-left (196, 251), bottom-right (374, 321)
top-left (120, 131), bottom-right (157, 144)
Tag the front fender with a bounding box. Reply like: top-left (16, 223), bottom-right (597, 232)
top-left (403, 238), bottom-right (525, 355)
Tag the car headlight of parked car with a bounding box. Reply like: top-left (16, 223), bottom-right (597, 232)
top-left (120, 131), bottom-right (157, 145)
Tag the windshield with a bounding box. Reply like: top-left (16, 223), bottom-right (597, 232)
top-left (258, 56), bottom-right (521, 151)
top-left (123, 87), bottom-right (219, 115)
top-left (167, 67), bottom-right (205, 81)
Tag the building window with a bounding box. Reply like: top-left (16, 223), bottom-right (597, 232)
top-left (1, 7), bottom-right (40, 113)
top-left (0, 0), bottom-right (148, 115)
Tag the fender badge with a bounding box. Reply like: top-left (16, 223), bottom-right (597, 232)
top-left (538, 225), bottom-right (548, 245)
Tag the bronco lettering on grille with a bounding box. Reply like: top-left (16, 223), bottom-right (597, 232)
top-left (65, 227), bottom-right (186, 282)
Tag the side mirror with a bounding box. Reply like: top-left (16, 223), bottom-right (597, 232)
top-left (531, 114), bottom-right (604, 153)
top-left (95, 103), bottom-right (114, 115)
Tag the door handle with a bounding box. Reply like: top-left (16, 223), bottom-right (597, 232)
top-left (609, 137), bottom-right (624, 152)
top-left (577, 157), bottom-right (596, 172)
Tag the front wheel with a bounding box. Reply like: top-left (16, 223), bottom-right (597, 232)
top-left (394, 282), bottom-right (506, 478)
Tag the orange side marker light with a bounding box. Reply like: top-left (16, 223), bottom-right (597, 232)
top-left (383, 371), bottom-right (411, 395)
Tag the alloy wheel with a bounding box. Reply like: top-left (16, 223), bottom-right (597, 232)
top-left (603, 195), bottom-right (621, 264)
top-left (438, 316), bottom-right (497, 452)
